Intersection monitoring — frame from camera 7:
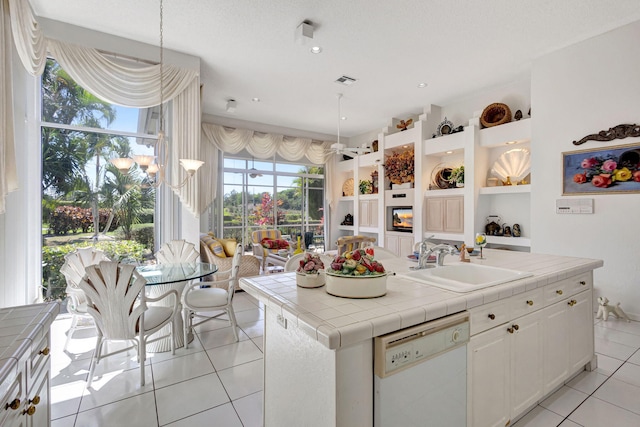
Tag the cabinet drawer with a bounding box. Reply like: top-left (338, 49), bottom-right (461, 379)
top-left (565, 273), bottom-right (592, 294)
top-left (0, 371), bottom-right (24, 426)
top-left (544, 280), bottom-right (572, 305)
top-left (509, 288), bottom-right (544, 320)
top-left (28, 333), bottom-right (51, 388)
top-left (470, 299), bottom-right (510, 336)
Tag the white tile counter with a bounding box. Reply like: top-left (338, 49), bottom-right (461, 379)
top-left (0, 303), bottom-right (60, 427)
top-left (239, 249), bottom-right (603, 350)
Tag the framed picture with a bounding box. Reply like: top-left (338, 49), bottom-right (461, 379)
top-left (562, 142), bottom-right (640, 195)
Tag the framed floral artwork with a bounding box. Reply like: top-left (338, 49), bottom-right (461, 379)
top-left (562, 142), bottom-right (640, 195)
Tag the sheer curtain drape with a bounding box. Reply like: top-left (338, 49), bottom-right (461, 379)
top-left (200, 122), bottom-right (335, 214)
top-left (2, 0), bottom-right (202, 215)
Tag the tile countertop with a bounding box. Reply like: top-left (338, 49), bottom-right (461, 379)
top-left (239, 249), bottom-right (603, 350)
top-left (0, 303), bottom-right (60, 394)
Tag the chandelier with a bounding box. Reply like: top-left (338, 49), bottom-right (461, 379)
top-left (110, 0), bottom-right (203, 188)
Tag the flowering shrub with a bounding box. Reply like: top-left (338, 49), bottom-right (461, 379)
top-left (573, 154), bottom-right (640, 189)
top-left (384, 149), bottom-right (415, 185)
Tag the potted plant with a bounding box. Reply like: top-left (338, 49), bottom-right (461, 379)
top-left (449, 165), bottom-right (465, 187)
top-left (359, 180), bottom-right (372, 195)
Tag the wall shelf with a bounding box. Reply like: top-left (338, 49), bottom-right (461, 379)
top-left (486, 235), bottom-right (531, 248)
top-left (479, 118), bottom-right (531, 148)
top-left (423, 129), bottom-right (467, 155)
top-left (425, 187), bottom-right (465, 197)
top-left (338, 225), bottom-right (355, 231)
top-left (479, 185), bottom-right (531, 195)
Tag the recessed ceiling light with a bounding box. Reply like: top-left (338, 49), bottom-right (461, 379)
top-left (506, 141), bottom-right (517, 145)
top-left (403, 145), bottom-right (409, 148)
top-left (418, 83), bottom-right (428, 88)
top-left (310, 46), bottom-right (322, 54)
top-left (252, 97), bottom-right (260, 102)
top-left (445, 150), bottom-right (453, 154)
top-left (341, 116), bottom-right (347, 121)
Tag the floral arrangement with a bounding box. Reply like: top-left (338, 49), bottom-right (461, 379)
top-left (297, 252), bottom-right (325, 275)
top-left (359, 180), bottom-right (373, 194)
top-left (384, 149), bottom-right (414, 185)
top-left (573, 154), bottom-right (640, 188)
top-left (449, 165), bottom-right (465, 185)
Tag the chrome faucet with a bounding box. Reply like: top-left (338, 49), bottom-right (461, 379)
top-left (417, 240), bottom-right (456, 269)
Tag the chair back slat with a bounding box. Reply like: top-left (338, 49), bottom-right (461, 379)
top-left (156, 240), bottom-right (199, 264)
top-left (61, 247), bottom-right (111, 289)
top-left (79, 261), bottom-right (147, 340)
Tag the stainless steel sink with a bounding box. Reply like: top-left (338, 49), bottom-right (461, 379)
top-left (399, 263), bottom-right (533, 293)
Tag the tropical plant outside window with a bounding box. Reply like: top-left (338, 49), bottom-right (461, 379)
top-left (41, 58), bottom-right (158, 302)
top-left (221, 157), bottom-right (325, 251)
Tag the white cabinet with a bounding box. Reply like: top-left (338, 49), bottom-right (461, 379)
top-left (425, 196), bottom-right (464, 233)
top-left (468, 310), bottom-right (543, 427)
top-left (468, 273), bottom-right (594, 427)
top-left (384, 233), bottom-right (414, 258)
top-left (543, 289), bottom-right (593, 394)
top-left (358, 199), bottom-right (378, 229)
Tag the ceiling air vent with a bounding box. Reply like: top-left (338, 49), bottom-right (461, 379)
top-left (335, 75), bottom-right (357, 86)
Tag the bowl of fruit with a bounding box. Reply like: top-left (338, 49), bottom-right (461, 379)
top-left (325, 248), bottom-right (388, 298)
top-left (296, 253), bottom-right (326, 288)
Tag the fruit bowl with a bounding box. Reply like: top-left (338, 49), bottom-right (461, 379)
top-left (325, 271), bottom-right (388, 298)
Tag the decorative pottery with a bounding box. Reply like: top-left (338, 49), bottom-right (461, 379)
top-left (512, 224), bottom-right (522, 237)
top-left (296, 271), bottom-right (325, 288)
top-left (485, 215), bottom-right (503, 236)
top-left (480, 103), bottom-right (512, 128)
top-left (325, 272), bottom-right (388, 298)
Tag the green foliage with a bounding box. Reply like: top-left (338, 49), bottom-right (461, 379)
top-left (138, 208), bottom-right (154, 224)
top-left (42, 240), bottom-right (147, 301)
top-left (131, 226), bottom-right (154, 250)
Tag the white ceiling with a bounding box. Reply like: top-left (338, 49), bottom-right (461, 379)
top-left (29, 0), bottom-right (640, 138)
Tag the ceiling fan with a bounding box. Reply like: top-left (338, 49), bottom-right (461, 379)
top-left (249, 158), bottom-right (262, 178)
top-left (327, 94), bottom-right (371, 157)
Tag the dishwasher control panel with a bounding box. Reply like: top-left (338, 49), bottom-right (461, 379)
top-left (374, 311), bottom-right (470, 378)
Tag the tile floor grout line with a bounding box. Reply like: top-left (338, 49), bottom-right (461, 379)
top-left (559, 346), bottom-right (640, 425)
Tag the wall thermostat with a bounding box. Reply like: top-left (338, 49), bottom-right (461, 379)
top-left (556, 198), bottom-right (594, 214)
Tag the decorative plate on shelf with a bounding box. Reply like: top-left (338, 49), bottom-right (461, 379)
top-left (342, 178), bottom-right (354, 196)
top-left (437, 117), bottom-right (454, 136)
top-left (491, 148), bottom-right (531, 183)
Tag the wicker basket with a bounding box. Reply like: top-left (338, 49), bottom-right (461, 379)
top-left (480, 103), bottom-right (512, 128)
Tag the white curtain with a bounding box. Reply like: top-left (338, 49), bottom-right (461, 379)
top-left (4, 0), bottom-right (202, 215)
top-left (8, 0), bottom-right (44, 75)
top-left (0, 0), bottom-right (19, 214)
top-left (200, 122), bottom-right (336, 213)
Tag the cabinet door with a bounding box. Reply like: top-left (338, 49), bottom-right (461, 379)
top-left (542, 302), bottom-right (570, 395)
top-left (444, 197), bottom-right (464, 233)
top-left (398, 236), bottom-right (414, 258)
top-left (26, 368), bottom-right (49, 427)
top-left (568, 290), bottom-right (594, 373)
top-left (425, 198), bottom-right (444, 232)
top-left (358, 200), bottom-right (370, 227)
top-left (468, 326), bottom-right (510, 427)
top-left (369, 200), bottom-right (378, 228)
top-left (384, 235), bottom-right (399, 254)
top-left (509, 311), bottom-right (543, 418)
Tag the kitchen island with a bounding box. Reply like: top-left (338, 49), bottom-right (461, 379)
top-left (239, 249), bottom-right (603, 427)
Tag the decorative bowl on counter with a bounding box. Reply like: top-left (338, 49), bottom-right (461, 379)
top-left (325, 271), bottom-right (388, 298)
top-left (296, 271), bottom-right (326, 288)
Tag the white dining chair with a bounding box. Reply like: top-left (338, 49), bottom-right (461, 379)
top-left (60, 247), bottom-right (111, 351)
top-left (182, 243), bottom-right (242, 347)
top-left (79, 261), bottom-right (179, 387)
top-left (155, 239), bottom-right (200, 264)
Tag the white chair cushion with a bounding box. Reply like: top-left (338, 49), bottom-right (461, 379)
top-left (143, 307), bottom-right (174, 331)
top-left (185, 288), bottom-right (229, 308)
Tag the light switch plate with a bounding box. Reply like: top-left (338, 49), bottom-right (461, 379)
top-left (556, 198), bottom-right (594, 214)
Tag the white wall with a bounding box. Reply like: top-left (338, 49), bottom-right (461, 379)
top-left (531, 20), bottom-right (640, 319)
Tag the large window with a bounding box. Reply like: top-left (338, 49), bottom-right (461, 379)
top-left (221, 157), bottom-right (324, 251)
top-left (40, 59), bottom-right (158, 300)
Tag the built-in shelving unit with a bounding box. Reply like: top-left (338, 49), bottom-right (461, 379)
top-left (329, 106), bottom-right (532, 254)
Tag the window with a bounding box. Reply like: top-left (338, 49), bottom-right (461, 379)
top-left (40, 58), bottom-right (158, 300)
top-left (220, 156), bottom-right (324, 251)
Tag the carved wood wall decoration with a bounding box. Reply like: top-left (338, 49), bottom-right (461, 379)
top-left (573, 123), bottom-right (640, 145)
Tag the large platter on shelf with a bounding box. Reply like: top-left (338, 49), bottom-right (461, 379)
top-left (342, 178), bottom-right (354, 196)
top-left (325, 272), bottom-right (387, 298)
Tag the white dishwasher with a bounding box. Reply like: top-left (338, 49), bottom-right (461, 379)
top-left (374, 311), bottom-right (470, 427)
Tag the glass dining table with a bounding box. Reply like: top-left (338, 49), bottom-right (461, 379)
top-left (136, 262), bottom-right (217, 352)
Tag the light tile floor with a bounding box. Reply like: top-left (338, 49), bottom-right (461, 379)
top-left (50, 294), bottom-right (640, 427)
top-left (50, 291), bottom-right (265, 427)
top-left (513, 318), bottom-right (640, 427)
